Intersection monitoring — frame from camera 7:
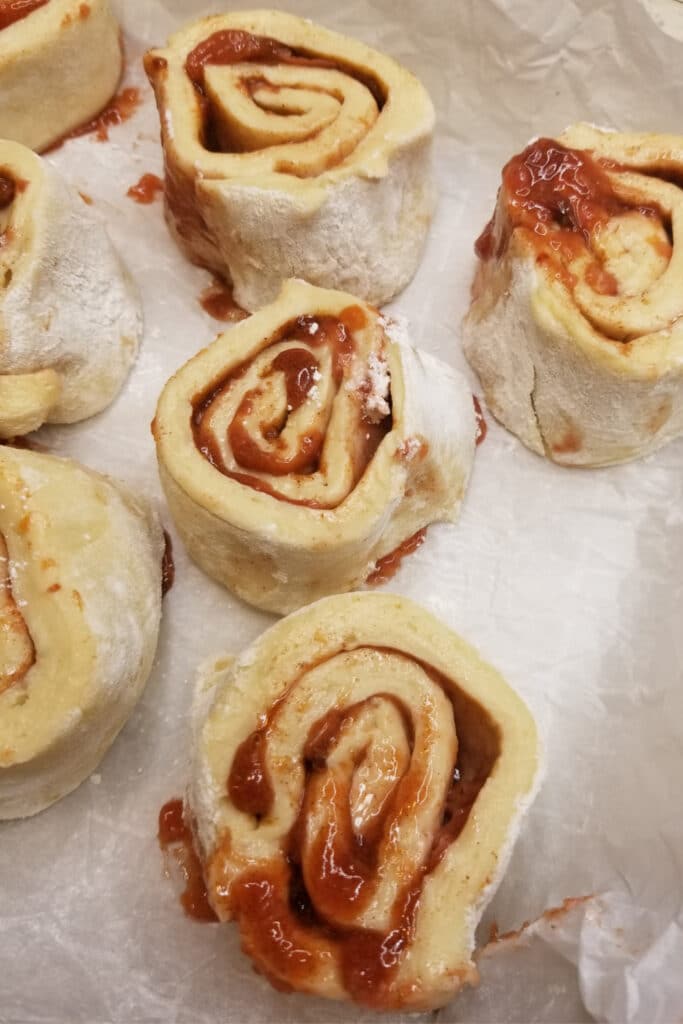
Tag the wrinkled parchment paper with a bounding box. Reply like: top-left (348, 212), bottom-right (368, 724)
top-left (3, 1), bottom-right (683, 1020)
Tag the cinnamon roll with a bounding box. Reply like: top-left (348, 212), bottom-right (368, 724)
top-left (189, 592), bottom-right (541, 1011)
top-left (144, 10), bottom-right (435, 310)
top-left (153, 279), bottom-right (476, 614)
top-left (464, 125), bottom-right (683, 466)
top-left (0, 445), bottom-right (164, 819)
top-left (0, 0), bottom-right (122, 153)
top-left (0, 140), bottom-right (141, 438)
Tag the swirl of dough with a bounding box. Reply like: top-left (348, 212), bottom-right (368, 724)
top-left (464, 125), bottom-right (683, 466)
top-left (154, 279), bottom-right (476, 614)
top-left (144, 10), bottom-right (435, 310)
top-left (0, 446), bottom-right (164, 819)
top-left (0, 139), bottom-right (141, 439)
top-left (0, 0), bottom-right (122, 152)
top-left (189, 593), bottom-right (540, 1011)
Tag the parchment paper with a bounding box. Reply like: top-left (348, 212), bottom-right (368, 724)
top-left (2, 1), bottom-right (683, 1021)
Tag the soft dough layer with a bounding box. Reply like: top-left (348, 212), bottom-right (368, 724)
top-left (0, 0), bottom-right (122, 153)
top-left (153, 279), bottom-right (476, 614)
top-left (463, 125), bottom-right (683, 467)
top-left (144, 9), bottom-right (435, 310)
top-left (189, 592), bottom-right (541, 1011)
top-left (0, 140), bottom-right (142, 438)
top-left (0, 446), bottom-right (164, 819)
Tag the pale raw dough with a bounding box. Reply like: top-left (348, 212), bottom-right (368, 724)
top-left (0, 0), bottom-right (122, 153)
top-left (0, 446), bottom-right (164, 820)
top-left (463, 124), bottom-right (683, 467)
top-left (145, 9), bottom-right (435, 310)
top-left (154, 279), bottom-right (476, 615)
top-left (189, 592), bottom-right (541, 1011)
top-left (0, 140), bottom-right (142, 439)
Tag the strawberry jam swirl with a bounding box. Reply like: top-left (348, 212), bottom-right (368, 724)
top-left (0, 0), bottom-right (48, 31)
top-left (181, 28), bottom-right (385, 156)
top-left (475, 138), bottom-right (667, 298)
top-left (208, 647), bottom-right (501, 1008)
top-left (191, 306), bottom-right (392, 509)
top-left (0, 532), bottom-right (36, 695)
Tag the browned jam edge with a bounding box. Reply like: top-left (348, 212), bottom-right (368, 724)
top-left (161, 529), bottom-right (175, 597)
top-left (219, 647), bottom-right (501, 1006)
top-left (474, 138), bottom-right (668, 301)
top-left (0, 531), bottom-right (37, 695)
top-left (190, 307), bottom-right (392, 510)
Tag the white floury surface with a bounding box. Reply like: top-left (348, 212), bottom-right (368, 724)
top-left (1, 0), bottom-right (683, 1021)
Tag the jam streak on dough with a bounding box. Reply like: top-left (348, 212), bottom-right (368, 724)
top-left (475, 138), bottom-right (664, 298)
top-left (0, 0), bottom-right (48, 31)
top-left (0, 532), bottom-right (36, 694)
top-left (214, 649), bottom-right (501, 1007)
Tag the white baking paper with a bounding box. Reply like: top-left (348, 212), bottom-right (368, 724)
top-left (2, 0), bottom-right (683, 1021)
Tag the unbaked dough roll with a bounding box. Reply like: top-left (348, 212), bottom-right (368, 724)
top-left (154, 279), bottom-right (475, 615)
top-left (189, 592), bottom-right (540, 1011)
top-left (0, 140), bottom-right (141, 439)
top-left (144, 9), bottom-right (435, 311)
top-left (0, 0), bottom-right (122, 153)
top-left (463, 125), bottom-right (683, 466)
top-left (0, 445), bottom-right (164, 820)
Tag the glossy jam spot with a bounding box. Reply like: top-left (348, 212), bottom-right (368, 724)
top-left (475, 138), bottom-right (663, 298)
top-left (228, 729), bottom-right (274, 817)
top-left (365, 528), bottom-right (427, 586)
top-left (127, 173), bottom-right (164, 204)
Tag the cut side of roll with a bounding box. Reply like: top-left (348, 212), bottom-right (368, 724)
top-left (153, 279), bottom-right (476, 615)
top-left (0, 0), bottom-right (122, 153)
top-left (463, 125), bottom-right (683, 466)
top-left (0, 139), bottom-right (142, 438)
top-left (0, 445), bottom-right (164, 819)
top-left (144, 9), bottom-right (435, 310)
top-left (189, 592), bottom-right (541, 1011)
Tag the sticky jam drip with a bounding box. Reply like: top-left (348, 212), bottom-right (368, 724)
top-left (218, 651), bottom-right (501, 1006)
top-left (0, 532), bottom-right (36, 695)
top-left (0, 0), bottom-right (48, 31)
top-left (46, 88), bottom-right (141, 150)
top-left (127, 173), bottom-right (164, 205)
top-left (191, 307), bottom-right (392, 509)
top-left (475, 138), bottom-right (663, 296)
top-left (199, 276), bottom-right (249, 323)
top-left (158, 798), bottom-right (217, 922)
top-left (365, 528), bottom-right (427, 586)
